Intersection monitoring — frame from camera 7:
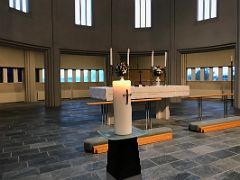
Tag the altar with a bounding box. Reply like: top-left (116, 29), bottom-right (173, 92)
top-left (89, 85), bottom-right (190, 125)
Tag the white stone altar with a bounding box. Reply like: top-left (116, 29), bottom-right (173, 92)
top-left (89, 85), bottom-right (190, 123)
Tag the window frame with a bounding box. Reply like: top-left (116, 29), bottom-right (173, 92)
top-left (9, 0), bottom-right (29, 14)
top-left (75, 0), bottom-right (93, 27)
top-left (134, 0), bottom-right (152, 29)
top-left (197, 0), bottom-right (218, 22)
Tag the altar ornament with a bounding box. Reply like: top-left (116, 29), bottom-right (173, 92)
top-left (115, 61), bottom-right (128, 79)
top-left (152, 65), bottom-right (165, 86)
top-left (112, 78), bottom-right (132, 135)
top-left (110, 48), bottom-right (113, 66)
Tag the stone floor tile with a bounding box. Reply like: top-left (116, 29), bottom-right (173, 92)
top-left (170, 159), bottom-right (199, 171)
top-left (64, 172), bottom-right (101, 180)
top-left (211, 157), bottom-right (240, 171)
top-left (150, 154), bottom-right (179, 165)
top-left (227, 145), bottom-right (240, 154)
top-left (39, 162), bottom-right (71, 174)
top-left (187, 164), bottom-right (222, 178)
top-left (212, 170), bottom-right (240, 180)
top-left (171, 150), bottom-right (199, 160)
top-left (2, 167), bottom-right (39, 180)
top-left (140, 159), bottom-right (157, 170)
top-left (208, 149), bottom-right (237, 159)
top-left (193, 154), bottom-right (219, 165)
top-left (189, 145), bottom-right (217, 155)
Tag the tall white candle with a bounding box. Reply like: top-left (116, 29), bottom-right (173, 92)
top-left (151, 51), bottom-right (154, 67)
top-left (110, 48), bottom-right (113, 66)
top-left (127, 48), bottom-right (130, 66)
top-left (231, 56), bottom-right (233, 62)
top-left (113, 79), bottom-right (132, 135)
top-left (165, 51), bottom-right (167, 67)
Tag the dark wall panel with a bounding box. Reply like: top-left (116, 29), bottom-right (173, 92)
top-left (0, 0), bottom-right (52, 47)
top-left (112, 0), bottom-right (171, 52)
top-left (55, 0), bottom-right (111, 51)
top-left (175, 0), bottom-right (237, 50)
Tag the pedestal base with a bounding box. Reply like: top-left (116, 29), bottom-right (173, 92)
top-left (156, 98), bottom-right (170, 120)
top-left (107, 137), bottom-right (141, 179)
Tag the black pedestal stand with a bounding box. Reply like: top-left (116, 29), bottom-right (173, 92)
top-left (107, 137), bottom-right (141, 179)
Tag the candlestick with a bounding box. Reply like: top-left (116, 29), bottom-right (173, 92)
top-left (113, 79), bottom-right (132, 135)
top-left (165, 51), bottom-right (167, 67)
top-left (127, 48), bottom-right (130, 66)
top-left (151, 51), bottom-right (154, 67)
top-left (110, 48), bottom-right (113, 66)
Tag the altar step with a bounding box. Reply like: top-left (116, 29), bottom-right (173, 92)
top-left (84, 127), bottom-right (173, 154)
top-left (189, 116), bottom-right (240, 133)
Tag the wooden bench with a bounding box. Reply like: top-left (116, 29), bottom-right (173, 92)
top-left (87, 98), bottom-right (162, 129)
top-left (188, 93), bottom-right (233, 120)
top-left (189, 116), bottom-right (240, 133)
top-left (84, 127), bottom-right (172, 154)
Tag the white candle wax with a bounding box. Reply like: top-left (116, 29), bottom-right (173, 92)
top-left (127, 48), bottom-right (130, 66)
top-left (151, 51), bottom-right (154, 67)
top-left (110, 48), bottom-right (113, 66)
top-left (231, 56), bottom-right (233, 62)
top-left (113, 79), bottom-right (132, 135)
top-left (165, 52), bottom-right (167, 67)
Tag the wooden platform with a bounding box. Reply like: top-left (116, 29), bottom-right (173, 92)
top-left (189, 116), bottom-right (240, 133)
top-left (84, 127), bottom-right (173, 154)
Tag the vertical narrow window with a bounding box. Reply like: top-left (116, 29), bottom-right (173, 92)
top-left (60, 69), bottom-right (65, 83)
top-left (135, 0), bottom-right (151, 28)
top-left (99, 70), bottom-right (104, 82)
top-left (7, 68), bottom-right (14, 83)
top-left (195, 67), bottom-right (201, 80)
top-left (222, 66), bottom-right (228, 81)
top-left (0, 68), bottom-right (3, 83)
top-left (36, 69), bottom-right (40, 82)
top-left (211, 0), bottom-right (217, 18)
top-left (232, 66), bottom-right (235, 80)
top-left (9, 0), bottom-right (29, 13)
top-left (17, 68), bottom-right (23, 82)
top-left (84, 70), bottom-right (88, 82)
top-left (213, 67), bottom-right (218, 80)
top-left (75, 0), bottom-right (92, 26)
top-left (204, 67), bottom-right (209, 80)
top-left (68, 69), bottom-right (73, 82)
top-left (197, 0), bottom-right (217, 21)
top-left (86, 0), bottom-right (92, 26)
top-left (91, 70), bottom-right (96, 82)
top-left (135, 0), bottom-right (140, 28)
top-left (42, 69), bottom-right (45, 82)
top-left (9, 0), bottom-right (14, 8)
top-left (187, 68), bottom-right (192, 81)
top-left (197, 0), bottom-right (204, 21)
top-left (76, 69), bottom-right (81, 82)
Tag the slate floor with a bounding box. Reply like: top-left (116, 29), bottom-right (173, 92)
top-left (1, 99), bottom-right (240, 180)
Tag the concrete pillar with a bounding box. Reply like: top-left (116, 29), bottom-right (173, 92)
top-left (45, 47), bottom-right (61, 107)
top-left (219, 67), bottom-right (222, 81)
top-left (96, 69), bottom-right (99, 82)
top-left (80, 70), bottom-right (84, 82)
top-left (3, 68), bottom-right (8, 83)
top-left (209, 67), bottom-right (213, 81)
top-left (191, 68), bottom-right (195, 81)
top-left (64, 69), bottom-right (68, 82)
top-left (39, 69), bottom-right (43, 83)
top-left (228, 66), bottom-right (232, 81)
top-left (24, 51), bottom-right (37, 102)
top-left (88, 70), bottom-right (91, 82)
top-left (72, 69), bottom-right (76, 82)
top-left (13, 69), bottom-right (18, 83)
top-left (200, 68), bottom-right (204, 81)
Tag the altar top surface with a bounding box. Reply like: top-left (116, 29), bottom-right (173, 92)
top-left (89, 85), bottom-right (190, 101)
top-left (97, 127), bottom-right (146, 140)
